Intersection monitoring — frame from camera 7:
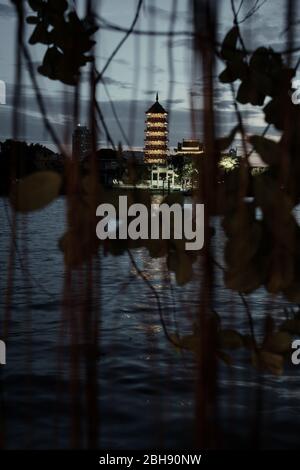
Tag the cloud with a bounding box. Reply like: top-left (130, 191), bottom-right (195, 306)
top-left (102, 76), bottom-right (132, 89)
top-left (144, 5), bottom-right (170, 20)
top-left (98, 56), bottom-right (129, 66)
top-left (143, 89), bottom-right (181, 99)
top-left (143, 89), bottom-right (158, 96)
top-left (113, 58), bottom-right (130, 66)
top-left (190, 90), bottom-right (202, 97)
top-left (0, 106), bottom-right (65, 147)
top-left (166, 98), bottom-right (185, 105)
top-left (141, 64), bottom-right (165, 75)
top-left (145, 4), bottom-right (192, 23)
top-left (152, 65), bottom-right (165, 74)
top-left (167, 37), bottom-right (193, 49)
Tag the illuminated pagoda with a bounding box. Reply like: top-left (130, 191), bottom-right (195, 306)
top-left (144, 93), bottom-right (168, 164)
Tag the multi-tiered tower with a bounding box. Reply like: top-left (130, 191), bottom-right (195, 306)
top-left (144, 93), bottom-right (168, 164)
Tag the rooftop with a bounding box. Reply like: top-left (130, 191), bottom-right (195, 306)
top-left (146, 93), bottom-right (167, 114)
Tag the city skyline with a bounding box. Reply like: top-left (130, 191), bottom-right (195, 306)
top-left (0, 0), bottom-right (296, 162)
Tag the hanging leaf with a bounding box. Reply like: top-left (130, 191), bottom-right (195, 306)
top-left (280, 318), bottom-right (300, 334)
top-left (219, 59), bottom-right (248, 84)
top-left (148, 239), bottom-right (167, 258)
top-left (169, 333), bottom-right (199, 352)
top-left (47, 0), bottom-right (68, 15)
top-left (252, 350), bottom-right (284, 375)
top-left (237, 79), bottom-right (265, 106)
top-left (224, 222), bottom-right (262, 267)
top-left (248, 135), bottom-right (280, 165)
top-left (38, 46), bottom-right (83, 85)
top-left (167, 249), bottom-right (193, 284)
top-left (266, 252), bottom-right (294, 294)
top-left (263, 96), bottom-right (294, 130)
top-left (216, 125), bottom-right (240, 152)
top-left (249, 48), bottom-right (281, 96)
top-left (264, 331), bottom-right (292, 354)
top-left (253, 176), bottom-right (294, 233)
top-left (218, 329), bottom-right (244, 349)
top-left (217, 350), bottom-right (233, 366)
top-left (38, 46), bottom-right (64, 79)
top-left (28, 0), bottom-right (44, 12)
top-left (26, 2), bottom-right (98, 86)
top-left (29, 22), bottom-right (52, 45)
top-left (283, 282), bottom-right (300, 303)
top-left (225, 262), bottom-right (263, 293)
top-left (220, 27), bottom-right (240, 61)
top-left (10, 171), bottom-right (62, 212)
top-left (26, 16), bottom-right (40, 25)
top-left (175, 253), bottom-right (193, 285)
top-left (243, 334), bottom-right (256, 350)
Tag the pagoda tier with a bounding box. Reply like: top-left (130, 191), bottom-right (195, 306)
top-left (146, 117), bottom-right (167, 124)
top-left (145, 137), bottom-right (169, 143)
top-left (146, 121), bottom-right (166, 127)
top-left (144, 94), bottom-right (169, 165)
top-left (145, 128), bottom-right (168, 134)
top-left (146, 147), bottom-right (168, 151)
top-left (146, 139), bottom-right (168, 145)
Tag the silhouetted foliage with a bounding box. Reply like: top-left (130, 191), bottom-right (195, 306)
top-left (26, 0), bottom-right (98, 84)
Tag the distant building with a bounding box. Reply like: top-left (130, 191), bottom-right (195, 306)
top-left (144, 93), bottom-right (168, 164)
top-left (150, 164), bottom-right (175, 190)
top-left (122, 150), bottom-right (144, 162)
top-left (174, 139), bottom-right (204, 156)
top-left (96, 148), bottom-right (123, 186)
top-left (72, 124), bottom-right (92, 161)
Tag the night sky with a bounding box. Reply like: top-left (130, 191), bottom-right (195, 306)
top-left (0, 0), bottom-right (299, 163)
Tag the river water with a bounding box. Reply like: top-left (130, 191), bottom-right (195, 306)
top-left (0, 197), bottom-right (299, 449)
